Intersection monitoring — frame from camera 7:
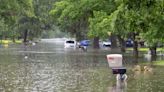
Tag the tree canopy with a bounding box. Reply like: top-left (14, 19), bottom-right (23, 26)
top-left (0, 0), bottom-right (163, 50)
top-left (50, 0), bottom-right (164, 58)
top-left (0, 0), bottom-right (58, 41)
top-left (50, 0), bottom-right (117, 40)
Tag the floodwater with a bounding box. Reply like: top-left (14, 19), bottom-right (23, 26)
top-left (0, 39), bottom-right (164, 92)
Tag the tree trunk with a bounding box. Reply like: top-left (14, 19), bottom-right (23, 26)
top-left (110, 34), bottom-right (118, 49)
top-left (133, 40), bottom-right (138, 62)
top-left (23, 30), bottom-right (28, 43)
top-left (150, 47), bottom-right (157, 56)
top-left (12, 36), bottom-right (15, 43)
top-left (93, 37), bottom-right (99, 49)
top-left (75, 30), bottom-right (84, 41)
top-left (117, 36), bottom-right (126, 52)
top-left (132, 32), bottom-right (138, 63)
top-left (150, 46), bottom-right (157, 61)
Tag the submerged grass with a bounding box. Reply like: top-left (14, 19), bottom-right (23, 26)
top-left (127, 47), bottom-right (164, 52)
top-left (0, 40), bottom-right (22, 44)
top-left (140, 60), bottom-right (164, 66)
top-left (153, 60), bottom-right (164, 66)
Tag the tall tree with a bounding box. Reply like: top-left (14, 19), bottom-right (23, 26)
top-left (0, 17), bottom-right (9, 39)
top-left (0, 0), bottom-right (35, 42)
top-left (50, 0), bottom-right (117, 48)
top-left (140, 0), bottom-right (164, 58)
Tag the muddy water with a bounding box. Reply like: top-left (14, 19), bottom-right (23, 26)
top-left (0, 39), bottom-right (164, 92)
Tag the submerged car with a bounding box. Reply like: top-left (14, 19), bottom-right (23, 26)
top-left (79, 40), bottom-right (90, 46)
top-left (102, 41), bottom-right (111, 47)
top-left (64, 40), bottom-right (76, 48)
top-left (126, 39), bottom-right (133, 47)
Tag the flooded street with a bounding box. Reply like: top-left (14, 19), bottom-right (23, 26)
top-left (0, 39), bottom-right (164, 92)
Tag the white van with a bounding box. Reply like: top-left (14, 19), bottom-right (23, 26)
top-left (64, 40), bottom-right (76, 48)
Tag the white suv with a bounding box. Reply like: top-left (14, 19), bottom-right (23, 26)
top-left (64, 40), bottom-right (76, 48)
top-left (102, 41), bottom-right (111, 47)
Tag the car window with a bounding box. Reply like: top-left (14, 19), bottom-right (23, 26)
top-left (66, 41), bottom-right (74, 43)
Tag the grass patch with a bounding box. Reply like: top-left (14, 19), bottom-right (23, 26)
top-left (15, 40), bottom-right (23, 44)
top-left (126, 48), bottom-right (149, 51)
top-left (0, 40), bottom-right (23, 44)
top-left (127, 47), bottom-right (164, 52)
top-left (0, 40), bottom-right (11, 44)
top-left (153, 60), bottom-right (164, 66)
top-left (140, 60), bottom-right (164, 66)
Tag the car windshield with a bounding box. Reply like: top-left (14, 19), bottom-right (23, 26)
top-left (66, 41), bottom-right (74, 43)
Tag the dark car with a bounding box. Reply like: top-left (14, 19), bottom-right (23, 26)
top-left (126, 39), bottom-right (133, 47)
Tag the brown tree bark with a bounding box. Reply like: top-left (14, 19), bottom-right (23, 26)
top-left (131, 32), bottom-right (139, 63)
top-left (110, 34), bottom-right (118, 49)
top-left (23, 30), bottom-right (28, 43)
top-left (150, 46), bottom-right (157, 61)
top-left (93, 37), bottom-right (99, 49)
top-left (117, 36), bottom-right (126, 52)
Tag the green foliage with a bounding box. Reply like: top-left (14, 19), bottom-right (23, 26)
top-left (0, 0), bottom-right (163, 43)
top-left (136, 0), bottom-right (164, 46)
top-left (17, 16), bottom-right (42, 40)
top-left (0, 17), bottom-right (9, 39)
top-left (105, 0), bottom-right (164, 46)
top-left (16, 0), bottom-right (34, 17)
top-left (0, 0), bottom-right (19, 25)
top-left (50, 0), bottom-right (116, 40)
top-left (88, 11), bottom-right (109, 38)
top-left (0, 0), bottom-right (35, 24)
top-left (88, 2), bottom-right (128, 39)
top-left (0, 0), bottom-right (57, 40)
top-left (0, 0), bottom-right (36, 41)
top-left (33, 0), bottom-right (56, 28)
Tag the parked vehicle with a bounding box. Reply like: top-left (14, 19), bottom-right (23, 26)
top-left (126, 39), bottom-right (133, 47)
top-left (79, 40), bottom-right (90, 46)
top-left (64, 40), bottom-right (76, 48)
top-left (78, 40), bottom-right (90, 51)
top-left (102, 41), bottom-right (111, 47)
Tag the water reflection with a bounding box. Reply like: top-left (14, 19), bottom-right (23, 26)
top-left (108, 80), bottom-right (127, 92)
